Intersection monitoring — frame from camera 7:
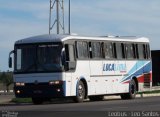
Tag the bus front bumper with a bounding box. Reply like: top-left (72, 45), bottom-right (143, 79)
top-left (14, 82), bottom-right (65, 98)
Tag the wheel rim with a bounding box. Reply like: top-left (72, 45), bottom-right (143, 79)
top-left (78, 84), bottom-right (84, 99)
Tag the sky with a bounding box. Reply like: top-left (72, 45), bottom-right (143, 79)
top-left (0, 0), bottom-right (160, 71)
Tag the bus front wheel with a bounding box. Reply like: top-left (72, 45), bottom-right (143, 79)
top-left (73, 81), bottom-right (85, 103)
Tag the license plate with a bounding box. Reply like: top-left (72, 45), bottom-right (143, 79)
top-left (33, 90), bottom-right (42, 94)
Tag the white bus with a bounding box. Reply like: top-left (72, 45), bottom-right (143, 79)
top-left (9, 34), bottom-right (152, 104)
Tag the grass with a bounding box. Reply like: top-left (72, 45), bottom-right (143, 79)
top-left (138, 90), bottom-right (160, 94)
top-left (11, 98), bottom-right (32, 103)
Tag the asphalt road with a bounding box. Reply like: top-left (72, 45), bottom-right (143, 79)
top-left (1, 96), bottom-right (160, 117)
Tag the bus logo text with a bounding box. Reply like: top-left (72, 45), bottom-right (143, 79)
top-left (103, 63), bottom-right (127, 72)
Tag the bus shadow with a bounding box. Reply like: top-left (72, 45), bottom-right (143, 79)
top-left (0, 97), bottom-right (123, 106)
top-left (44, 97), bottom-right (122, 105)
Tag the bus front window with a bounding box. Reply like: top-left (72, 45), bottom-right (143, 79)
top-left (37, 44), bottom-right (62, 72)
top-left (15, 43), bottom-right (63, 73)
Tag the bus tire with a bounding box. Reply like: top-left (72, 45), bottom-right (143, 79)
top-left (73, 81), bottom-right (85, 103)
top-left (129, 79), bottom-right (137, 99)
top-left (32, 98), bottom-right (44, 105)
top-left (89, 96), bottom-right (104, 101)
top-left (121, 79), bottom-right (137, 100)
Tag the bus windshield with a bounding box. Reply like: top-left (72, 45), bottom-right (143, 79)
top-left (15, 43), bottom-right (63, 73)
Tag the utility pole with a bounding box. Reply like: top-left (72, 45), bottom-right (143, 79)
top-left (68, 0), bottom-right (71, 34)
top-left (49, 0), bottom-right (65, 34)
top-left (56, 0), bottom-right (60, 34)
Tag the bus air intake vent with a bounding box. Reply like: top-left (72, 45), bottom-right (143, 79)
top-left (144, 73), bottom-right (151, 88)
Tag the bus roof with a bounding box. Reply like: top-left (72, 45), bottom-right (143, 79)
top-left (15, 34), bottom-right (149, 45)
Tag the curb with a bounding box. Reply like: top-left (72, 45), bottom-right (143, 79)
top-left (104, 93), bottom-right (160, 100)
top-left (138, 93), bottom-right (160, 97)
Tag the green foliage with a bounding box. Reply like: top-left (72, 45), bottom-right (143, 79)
top-left (0, 72), bottom-right (2, 83)
top-left (138, 90), bottom-right (160, 94)
top-left (156, 82), bottom-right (160, 86)
top-left (0, 71), bottom-right (13, 92)
top-left (11, 98), bottom-right (32, 103)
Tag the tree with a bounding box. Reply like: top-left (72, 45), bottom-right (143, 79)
top-left (0, 72), bottom-right (1, 81)
top-left (0, 71), bottom-right (13, 92)
top-left (1, 72), bottom-right (6, 79)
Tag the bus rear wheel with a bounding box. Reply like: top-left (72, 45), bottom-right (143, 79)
top-left (73, 81), bottom-right (85, 103)
top-left (121, 79), bottom-right (137, 100)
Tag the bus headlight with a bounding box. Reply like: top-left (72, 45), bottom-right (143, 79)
top-left (15, 82), bottom-right (25, 86)
top-left (49, 80), bottom-right (62, 85)
top-left (16, 90), bottom-right (21, 94)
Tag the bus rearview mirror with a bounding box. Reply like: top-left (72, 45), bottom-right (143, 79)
top-left (9, 57), bottom-right (12, 68)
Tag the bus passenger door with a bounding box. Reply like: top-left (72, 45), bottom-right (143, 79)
top-left (64, 44), bottom-right (76, 96)
top-left (65, 73), bottom-right (72, 96)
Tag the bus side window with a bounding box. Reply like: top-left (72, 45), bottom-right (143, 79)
top-left (65, 44), bottom-right (69, 61)
top-left (65, 44), bottom-right (76, 71)
top-left (143, 44), bottom-right (151, 59)
top-left (142, 44), bottom-right (148, 60)
top-left (115, 43), bottom-right (124, 59)
top-left (76, 41), bottom-right (89, 59)
top-left (113, 43), bottom-right (117, 59)
top-left (126, 43), bottom-right (134, 60)
top-left (68, 45), bottom-right (75, 61)
top-left (137, 44), bottom-right (145, 60)
top-left (143, 44), bottom-right (147, 59)
top-left (146, 44), bottom-right (151, 59)
top-left (135, 44), bottom-right (139, 59)
top-left (132, 44), bottom-right (137, 59)
top-left (121, 43), bottom-right (126, 59)
top-left (104, 42), bottom-right (114, 59)
top-left (91, 42), bottom-right (103, 59)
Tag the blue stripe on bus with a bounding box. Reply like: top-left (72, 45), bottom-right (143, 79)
top-left (121, 61), bottom-right (151, 83)
top-left (63, 81), bottom-right (66, 96)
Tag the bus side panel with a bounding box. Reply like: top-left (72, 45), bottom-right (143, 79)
top-left (102, 60), bottom-right (115, 94)
top-left (90, 60), bottom-right (106, 94)
top-left (118, 61), bottom-right (141, 93)
top-left (116, 61), bottom-right (136, 94)
top-left (137, 60), bottom-right (152, 92)
top-left (69, 61), bottom-right (91, 96)
top-left (65, 72), bottom-right (72, 96)
top-left (121, 60), bottom-right (152, 92)
top-left (114, 61), bottom-right (126, 93)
